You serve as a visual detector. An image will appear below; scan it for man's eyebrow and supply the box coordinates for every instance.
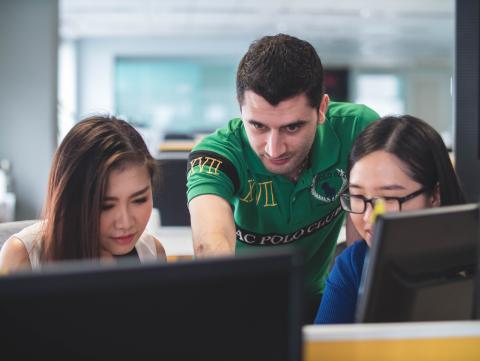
[247,119,308,127]
[280,120,308,128]
[103,185,151,201]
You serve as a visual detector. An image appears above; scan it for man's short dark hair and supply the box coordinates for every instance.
[236,34,324,108]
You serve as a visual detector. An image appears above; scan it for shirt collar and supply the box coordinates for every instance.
[309,118,340,174]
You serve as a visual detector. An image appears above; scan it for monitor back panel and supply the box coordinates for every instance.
[356,204,479,323]
[0,252,303,361]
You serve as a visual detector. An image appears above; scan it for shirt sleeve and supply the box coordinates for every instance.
[187,156,237,204]
[186,123,244,204]
[353,104,380,136]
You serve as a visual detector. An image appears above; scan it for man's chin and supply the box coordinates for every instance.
[263,162,293,177]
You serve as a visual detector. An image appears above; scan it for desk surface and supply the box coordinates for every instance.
[304,321,480,361]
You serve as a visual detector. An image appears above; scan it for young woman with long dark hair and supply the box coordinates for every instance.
[0,115,165,271]
[314,115,465,324]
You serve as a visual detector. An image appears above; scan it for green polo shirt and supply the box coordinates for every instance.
[187,102,378,296]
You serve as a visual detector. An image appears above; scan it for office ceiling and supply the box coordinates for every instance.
[60,0,454,67]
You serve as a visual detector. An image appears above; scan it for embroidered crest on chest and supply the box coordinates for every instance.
[311,168,347,203]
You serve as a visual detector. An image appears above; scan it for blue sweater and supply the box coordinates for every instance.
[314,240,368,324]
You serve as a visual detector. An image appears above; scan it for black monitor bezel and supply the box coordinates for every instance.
[355,203,479,323]
[0,250,303,360]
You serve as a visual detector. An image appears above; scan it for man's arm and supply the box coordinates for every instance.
[188,194,236,257]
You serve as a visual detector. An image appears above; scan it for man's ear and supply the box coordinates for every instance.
[430,183,441,207]
[318,94,330,125]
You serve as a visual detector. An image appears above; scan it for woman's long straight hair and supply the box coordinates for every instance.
[349,115,465,206]
[41,115,156,261]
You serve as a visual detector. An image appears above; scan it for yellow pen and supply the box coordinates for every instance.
[370,198,386,224]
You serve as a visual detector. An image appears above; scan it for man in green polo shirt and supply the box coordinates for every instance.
[187,34,379,322]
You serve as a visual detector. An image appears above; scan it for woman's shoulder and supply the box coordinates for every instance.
[7,221,45,255]
[338,239,368,258]
[335,240,368,273]
[0,234,33,273]
[13,221,45,241]
[343,239,368,257]
[2,221,46,271]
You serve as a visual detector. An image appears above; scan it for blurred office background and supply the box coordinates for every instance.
[0,0,455,220]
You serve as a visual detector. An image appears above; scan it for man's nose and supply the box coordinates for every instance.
[265,131,286,158]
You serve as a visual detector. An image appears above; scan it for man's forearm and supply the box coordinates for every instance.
[193,232,235,257]
[189,194,237,257]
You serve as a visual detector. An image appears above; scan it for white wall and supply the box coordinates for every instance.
[350,67,453,144]
[76,37,249,117]
[405,68,453,146]
[0,0,58,220]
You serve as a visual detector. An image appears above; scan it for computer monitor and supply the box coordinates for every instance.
[355,203,479,323]
[0,251,303,361]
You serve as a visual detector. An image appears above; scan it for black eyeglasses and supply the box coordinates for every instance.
[339,188,427,214]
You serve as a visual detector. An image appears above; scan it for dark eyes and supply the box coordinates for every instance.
[250,123,302,132]
[285,124,301,132]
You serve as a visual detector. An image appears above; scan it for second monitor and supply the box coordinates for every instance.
[356,203,479,323]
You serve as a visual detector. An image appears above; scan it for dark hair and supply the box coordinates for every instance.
[349,115,465,206]
[41,115,156,261]
[236,33,324,108]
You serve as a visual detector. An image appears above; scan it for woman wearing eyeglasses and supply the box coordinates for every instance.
[313,115,465,324]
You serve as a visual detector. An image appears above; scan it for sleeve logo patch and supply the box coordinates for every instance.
[187,150,241,192]
[188,156,223,176]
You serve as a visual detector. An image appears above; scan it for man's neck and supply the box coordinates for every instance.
[288,158,308,183]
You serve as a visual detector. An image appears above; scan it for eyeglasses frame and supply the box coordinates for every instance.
[339,188,428,214]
